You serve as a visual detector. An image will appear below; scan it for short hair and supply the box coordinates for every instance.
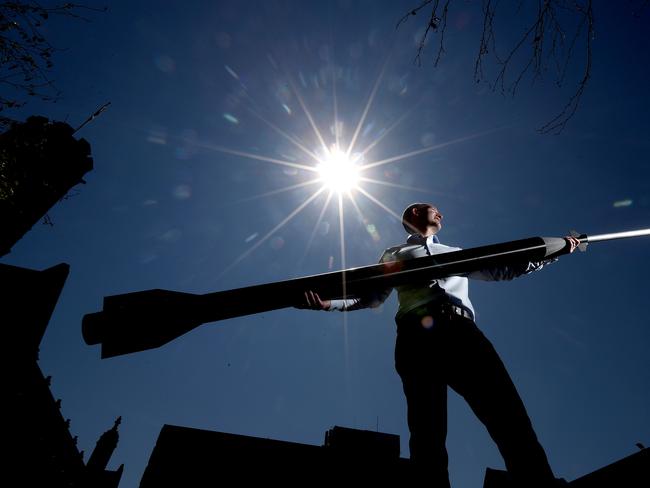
[401,202,431,234]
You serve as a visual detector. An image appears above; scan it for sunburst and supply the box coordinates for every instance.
[198,60,493,283]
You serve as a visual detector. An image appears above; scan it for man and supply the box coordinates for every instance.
[300,203,579,487]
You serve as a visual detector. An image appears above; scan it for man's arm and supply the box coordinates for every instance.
[467,259,556,281]
[297,249,394,311]
[467,236,580,281]
[296,288,392,312]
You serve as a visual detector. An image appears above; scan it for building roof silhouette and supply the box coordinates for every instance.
[140,423,411,486]
[5,262,123,488]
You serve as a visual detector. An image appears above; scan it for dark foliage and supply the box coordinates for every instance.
[0,115,92,256]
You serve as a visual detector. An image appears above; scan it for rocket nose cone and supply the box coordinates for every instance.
[541,237,570,258]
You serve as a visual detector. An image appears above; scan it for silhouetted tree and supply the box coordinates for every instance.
[0,1,105,129]
[0,116,92,256]
[398,0,648,133]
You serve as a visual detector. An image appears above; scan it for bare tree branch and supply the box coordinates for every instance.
[474,0,497,85]
[396,0,434,29]
[0,1,106,128]
[539,0,593,134]
[398,0,452,68]
[397,0,602,133]
[433,0,451,67]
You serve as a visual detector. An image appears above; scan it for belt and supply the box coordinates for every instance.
[440,303,473,320]
[401,301,473,323]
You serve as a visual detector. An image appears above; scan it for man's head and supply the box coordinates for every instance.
[402,203,443,236]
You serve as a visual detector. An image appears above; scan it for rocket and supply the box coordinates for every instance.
[82,229,650,358]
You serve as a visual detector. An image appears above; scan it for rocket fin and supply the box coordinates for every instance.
[570,230,588,252]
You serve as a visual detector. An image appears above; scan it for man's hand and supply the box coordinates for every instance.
[295,290,331,310]
[564,235,581,253]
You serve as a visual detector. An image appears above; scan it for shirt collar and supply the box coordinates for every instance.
[407,233,440,255]
[407,233,440,244]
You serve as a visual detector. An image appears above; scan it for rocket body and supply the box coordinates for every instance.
[83,235,571,358]
[83,227,650,358]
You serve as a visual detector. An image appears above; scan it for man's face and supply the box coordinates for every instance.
[422,205,443,232]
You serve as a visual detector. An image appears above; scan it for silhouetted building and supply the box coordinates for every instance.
[483,447,649,487]
[324,425,400,458]
[139,424,411,486]
[0,116,93,257]
[141,421,649,488]
[85,417,125,488]
[569,447,649,488]
[4,262,123,487]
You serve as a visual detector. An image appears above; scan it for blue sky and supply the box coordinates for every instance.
[4,1,649,487]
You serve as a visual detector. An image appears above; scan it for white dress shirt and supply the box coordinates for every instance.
[328,233,555,321]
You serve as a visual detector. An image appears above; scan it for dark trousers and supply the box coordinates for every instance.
[395,312,555,487]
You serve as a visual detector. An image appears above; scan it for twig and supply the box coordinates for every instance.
[73,101,111,134]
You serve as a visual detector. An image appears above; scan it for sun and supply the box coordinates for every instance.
[316,147,361,193]
[209,60,480,279]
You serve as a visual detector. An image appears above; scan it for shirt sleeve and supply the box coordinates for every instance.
[328,287,392,311]
[327,250,394,312]
[467,257,559,281]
